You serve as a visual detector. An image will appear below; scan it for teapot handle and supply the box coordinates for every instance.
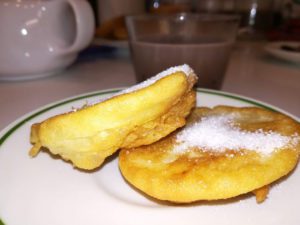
[57,0,95,55]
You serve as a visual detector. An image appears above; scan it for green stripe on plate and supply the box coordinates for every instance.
[198,89,277,112]
[0,88,288,148]
[0,89,119,146]
[0,88,296,225]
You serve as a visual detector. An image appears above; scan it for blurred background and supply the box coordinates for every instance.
[90,0,300,42]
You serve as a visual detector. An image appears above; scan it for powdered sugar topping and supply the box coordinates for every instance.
[117,64,193,95]
[173,114,299,155]
[76,64,194,109]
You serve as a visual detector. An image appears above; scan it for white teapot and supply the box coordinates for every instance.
[0,0,95,80]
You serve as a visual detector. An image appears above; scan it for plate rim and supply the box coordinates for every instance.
[0,87,299,225]
[265,41,300,63]
[0,88,298,149]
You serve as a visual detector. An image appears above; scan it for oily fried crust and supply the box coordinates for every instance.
[29,71,197,170]
[119,106,300,203]
[121,73,197,148]
[122,90,196,148]
[253,185,270,203]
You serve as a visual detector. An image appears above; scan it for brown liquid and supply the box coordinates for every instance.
[130,36,233,89]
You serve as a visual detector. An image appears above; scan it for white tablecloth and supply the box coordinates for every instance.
[0,41,299,130]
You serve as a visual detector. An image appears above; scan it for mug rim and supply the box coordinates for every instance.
[126,13,241,23]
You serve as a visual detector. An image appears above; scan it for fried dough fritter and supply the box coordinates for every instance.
[29,67,197,170]
[253,185,270,203]
[119,106,300,203]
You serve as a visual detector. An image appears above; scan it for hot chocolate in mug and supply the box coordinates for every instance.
[0,0,95,80]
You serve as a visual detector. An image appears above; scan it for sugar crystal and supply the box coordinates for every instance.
[117,64,193,95]
[173,114,299,155]
[85,64,193,107]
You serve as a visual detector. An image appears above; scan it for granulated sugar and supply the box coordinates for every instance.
[81,64,193,108]
[173,114,299,155]
[117,64,193,95]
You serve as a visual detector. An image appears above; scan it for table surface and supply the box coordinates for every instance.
[0,41,299,131]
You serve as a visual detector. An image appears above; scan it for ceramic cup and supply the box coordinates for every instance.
[0,0,95,81]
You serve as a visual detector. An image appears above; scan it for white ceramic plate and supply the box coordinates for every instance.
[0,89,299,225]
[265,41,300,64]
